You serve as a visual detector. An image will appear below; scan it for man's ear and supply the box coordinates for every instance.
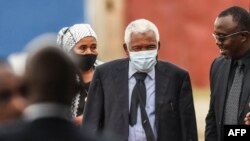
[157,41,160,51]
[241,32,249,42]
[123,43,129,56]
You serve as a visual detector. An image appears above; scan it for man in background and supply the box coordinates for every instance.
[205,6,250,141]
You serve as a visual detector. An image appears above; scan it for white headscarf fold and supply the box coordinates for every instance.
[57,24,97,52]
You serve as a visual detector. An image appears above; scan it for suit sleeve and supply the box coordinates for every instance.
[82,67,104,133]
[179,73,198,141]
[205,59,218,141]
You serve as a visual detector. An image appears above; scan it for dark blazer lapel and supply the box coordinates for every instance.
[113,58,129,126]
[155,62,170,129]
[238,66,250,118]
[113,59,129,98]
[215,59,231,122]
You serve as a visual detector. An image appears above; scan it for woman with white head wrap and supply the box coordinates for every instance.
[57,24,102,125]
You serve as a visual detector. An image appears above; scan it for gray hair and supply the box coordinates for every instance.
[124,19,159,45]
[57,24,97,53]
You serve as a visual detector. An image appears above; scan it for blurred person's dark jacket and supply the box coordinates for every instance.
[0,46,115,141]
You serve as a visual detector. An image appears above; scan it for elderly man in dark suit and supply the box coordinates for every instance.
[205,6,250,141]
[83,19,198,141]
[0,46,106,141]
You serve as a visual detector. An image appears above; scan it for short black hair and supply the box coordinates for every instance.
[26,47,78,105]
[218,6,250,31]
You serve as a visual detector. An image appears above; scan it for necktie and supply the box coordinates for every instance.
[129,72,147,126]
[224,61,244,124]
[129,72,156,141]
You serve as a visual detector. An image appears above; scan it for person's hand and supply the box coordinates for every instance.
[245,113,250,125]
[244,103,250,125]
[73,115,83,125]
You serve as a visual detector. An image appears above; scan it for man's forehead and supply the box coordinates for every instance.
[215,15,236,27]
[214,15,238,32]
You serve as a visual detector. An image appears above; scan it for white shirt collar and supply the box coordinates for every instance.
[22,103,72,122]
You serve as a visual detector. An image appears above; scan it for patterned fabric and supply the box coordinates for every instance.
[71,89,88,117]
[224,60,244,124]
[71,74,89,117]
[57,24,97,53]
[71,93,81,117]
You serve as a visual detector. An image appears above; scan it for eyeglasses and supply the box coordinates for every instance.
[212,31,249,43]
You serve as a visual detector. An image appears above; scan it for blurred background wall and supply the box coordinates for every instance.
[0,0,85,57]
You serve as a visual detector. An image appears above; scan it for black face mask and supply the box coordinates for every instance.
[70,52,97,71]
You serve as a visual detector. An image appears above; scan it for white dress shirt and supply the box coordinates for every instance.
[22,103,72,122]
[128,62,157,141]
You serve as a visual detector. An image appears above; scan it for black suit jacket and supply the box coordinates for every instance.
[83,58,198,141]
[0,118,105,141]
[205,56,250,141]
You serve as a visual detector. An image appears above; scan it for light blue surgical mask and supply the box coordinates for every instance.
[129,49,157,72]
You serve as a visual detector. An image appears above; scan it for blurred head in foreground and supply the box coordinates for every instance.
[0,60,27,123]
[25,47,78,105]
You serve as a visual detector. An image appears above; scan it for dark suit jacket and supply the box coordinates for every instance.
[83,58,198,141]
[0,117,105,141]
[205,56,250,141]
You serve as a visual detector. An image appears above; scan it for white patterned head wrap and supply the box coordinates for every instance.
[57,24,97,53]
